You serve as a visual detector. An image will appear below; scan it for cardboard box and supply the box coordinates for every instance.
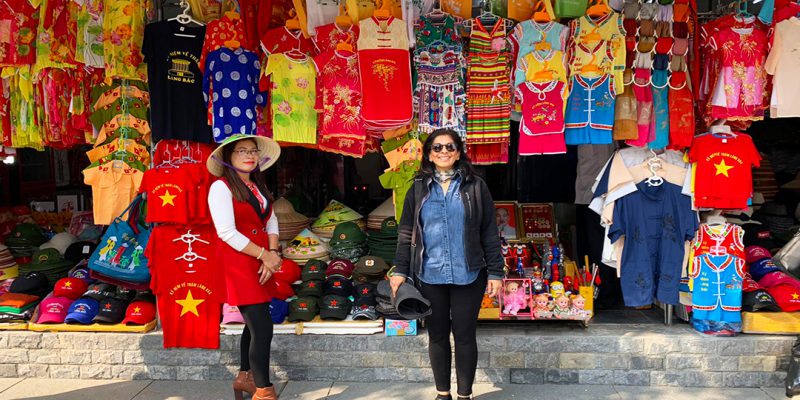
[385,319,417,336]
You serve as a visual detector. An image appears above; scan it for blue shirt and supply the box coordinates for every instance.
[203,47,265,143]
[419,175,478,285]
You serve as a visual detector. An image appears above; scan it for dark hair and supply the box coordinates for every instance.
[220,138,274,203]
[419,129,479,180]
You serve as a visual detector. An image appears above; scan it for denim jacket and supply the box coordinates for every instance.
[419,175,479,285]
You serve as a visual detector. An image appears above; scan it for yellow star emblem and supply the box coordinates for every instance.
[175,290,205,317]
[64,281,72,287]
[133,307,141,313]
[159,190,177,206]
[714,159,734,177]
[792,293,799,300]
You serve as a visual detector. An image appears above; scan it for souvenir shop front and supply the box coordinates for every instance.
[0,0,799,384]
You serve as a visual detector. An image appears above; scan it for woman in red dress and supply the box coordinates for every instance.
[207,134,282,400]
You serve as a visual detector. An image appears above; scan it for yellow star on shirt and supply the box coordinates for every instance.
[159,190,177,206]
[714,159,734,177]
[175,290,205,317]
[792,293,799,300]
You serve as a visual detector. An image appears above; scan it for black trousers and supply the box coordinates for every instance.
[419,270,487,396]
[238,302,274,387]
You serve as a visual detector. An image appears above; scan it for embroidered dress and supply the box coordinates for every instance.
[510,20,567,94]
[564,74,615,145]
[262,53,317,144]
[515,80,567,155]
[313,23,360,54]
[358,48,413,130]
[414,14,461,49]
[708,27,768,121]
[413,46,466,136]
[357,16,409,50]
[313,49,367,157]
[465,18,511,165]
[0,0,38,66]
[203,47,265,142]
[667,70,694,150]
[103,0,149,81]
[627,67,654,147]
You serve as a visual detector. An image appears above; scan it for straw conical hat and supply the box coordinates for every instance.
[311,200,363,228]
[273,198,309,224]
[369,198,395,218]
[282,229,330,260]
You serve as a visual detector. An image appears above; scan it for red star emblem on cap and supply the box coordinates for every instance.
[334,282,341,287]
[104,303,112,310]
[308,282,316,288]
[360,304,368,310]
[310,266,317,271]
[330,300,338,307]
[361,288,370,295]
[299,302,307,308]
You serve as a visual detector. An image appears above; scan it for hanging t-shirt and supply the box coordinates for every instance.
[263,54,318,144]
[138,167,193,224]
[203,47,265,142]
[688,133,761,210]
[313,23,360,54]
[143,21,214,143]
[83,163,144,225]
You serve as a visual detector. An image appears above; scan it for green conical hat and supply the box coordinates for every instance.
[311,200,363,228]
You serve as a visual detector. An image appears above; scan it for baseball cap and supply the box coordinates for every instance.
[9,272,49,297]
[297,280,323,298]
[269,299,289,324]
[352,303,378,320]
[53,277,89,300]
[287,297,319,322]
[83,283,116,301]
[324,276,354,297]
[64,298,100,324]
[759,271,800,291]
[271,279,296,301]
[326,259,355,279]
[354,283,377,300]
[35,296,74,324]
[39,232,78,255]
[221,303,244,325]
[749,259,783,281]
[743,224,779,252]
[742,275,761,293]
[320,295,352,320]
[272,259,301,284]
[114,286,137,302]
[766,284,800,312]
[64,241,98,264]
[92,297,128,324]
[121,296,156,325]
[354,293,377,308]
[132,290,156,303]
[742,289,782,312]
[69,263,93,283]
[301,260,327,281]
[745,246,772,265]
[353,256,389,283]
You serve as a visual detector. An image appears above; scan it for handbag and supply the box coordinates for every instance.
[775,230,800,279]
[87,194,151,284]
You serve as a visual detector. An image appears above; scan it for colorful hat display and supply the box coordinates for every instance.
[36,296,75,324]
[64,298,100,324]
[311,200,364,238]
[368,198,395,231]
[121,295,156,325]
[206,134,281,177]
[282,229,330,263]
[766,284,800,312]
[19,248,75,286]
[92,297,128,324]
[745,246,772,265]
[53,277,89,300]
[749,258,783,281]
[273,198,310,241]
[0,244,19,280]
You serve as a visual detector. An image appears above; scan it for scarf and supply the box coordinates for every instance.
[434,168,457,184]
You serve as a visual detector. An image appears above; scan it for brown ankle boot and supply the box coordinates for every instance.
[252,386,278,400]
[233,371,257,400]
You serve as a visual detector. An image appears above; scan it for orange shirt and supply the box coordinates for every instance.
[83,163,144,225]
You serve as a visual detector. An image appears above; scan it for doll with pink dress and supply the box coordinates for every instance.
[502,281,528,315]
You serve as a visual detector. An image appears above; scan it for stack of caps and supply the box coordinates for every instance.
[368,198,395,231]
[367,218,399,264]
[353,256,390,284]
[0,244,19,280]
[19,249,74,288]
[39,232,78,256]
[288,259,326,322]
[329,222,368,262]
[311,200,364,239]
[352,281,378,320]
[4,223,46,259]
[273,198,309,241]
[321,259,354,321]
[282,229,330,264]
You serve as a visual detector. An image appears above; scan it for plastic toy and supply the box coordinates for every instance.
[502,281,528,315]
[570,294,589,319]
[532,293,553,318]
[550,281,565,298]
[552,294,571,319]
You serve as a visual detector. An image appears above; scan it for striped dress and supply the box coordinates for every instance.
[465,18,511,165]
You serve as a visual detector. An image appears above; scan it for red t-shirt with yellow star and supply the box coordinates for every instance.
[688,133,761,210]
[139,167,192,224]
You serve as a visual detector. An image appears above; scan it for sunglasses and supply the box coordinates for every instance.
[432,143,457,153]
[233,149,260,156]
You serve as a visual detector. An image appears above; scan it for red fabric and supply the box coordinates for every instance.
[0,0,39,66]
[314,50,367,157]
[260,26,315,57]
[313,23,360,54]
[158,295,221,349]
[238,0,262,51]
[688,133,761,209]
[199,13,249,72]
[139,167,192,224]
[667,71,694,150]
[358,48,413,128]
[214,178,275,306]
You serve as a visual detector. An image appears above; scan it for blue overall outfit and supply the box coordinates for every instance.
[565,74,616,145]
[690,254,745,334]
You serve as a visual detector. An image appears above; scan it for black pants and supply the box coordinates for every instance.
[419,270,487,397]
[238,302,274,388]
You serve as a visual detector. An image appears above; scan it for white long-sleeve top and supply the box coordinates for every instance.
[208,180,279,252]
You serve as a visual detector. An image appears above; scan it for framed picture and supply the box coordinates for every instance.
[519,203,556,240]
[57,195,80,212]
[494,201,519,240]
[30,201,55,212]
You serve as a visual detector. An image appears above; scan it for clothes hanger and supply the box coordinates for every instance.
[335,4,353,29]
[705,210,727,227]
[644,149,664,186]
[285,9,302,31]
[532,0,555,22]
[587,0,612,18]
[168,0,205,29]
[335,35,355,54]
[373,0,393,19]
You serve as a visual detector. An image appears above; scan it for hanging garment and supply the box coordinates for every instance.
[75,0,104,67]
[413,47,466,136]
[515,80,567,155]
[198,12,248,72]
[313,50,368,157]
[689,254,745,332]
[259,26,316,58]
[203,47,265,142]
[83,163,144,225]
[33,0,78,75]
[414,13,461,49]
[613,68,637,140]
[358,48,413,130]
[708,26,769,121]
[519,49,567,84]
[402,0,435,47]
[691,223,745,261]
[765,18,800,118]
[261,53,316,144]
[0,0,39,66]
[569,12,626,92]
[649,69,669,151]
[313,22,360,54]
[667,70,694,150]
[688,133,761,210]
[510,20,568,89]
[564,74,615,145]
[138,167,194,225]
[357,16,409,50]
[102,0,149,81]
[608,181,698,307]
[627,68,653,147]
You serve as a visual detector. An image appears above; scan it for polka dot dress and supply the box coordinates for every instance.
[203,47,264,143]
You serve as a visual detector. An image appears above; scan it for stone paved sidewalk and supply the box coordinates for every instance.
[0,379,795,400]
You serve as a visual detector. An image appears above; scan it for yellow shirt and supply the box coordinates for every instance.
[83,163,144,225]
[521,49,567,84]
[102,0,149,82]
[263,54,317,144]
[569,12,626,93]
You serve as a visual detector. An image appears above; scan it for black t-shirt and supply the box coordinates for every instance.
[142,21,213,143]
